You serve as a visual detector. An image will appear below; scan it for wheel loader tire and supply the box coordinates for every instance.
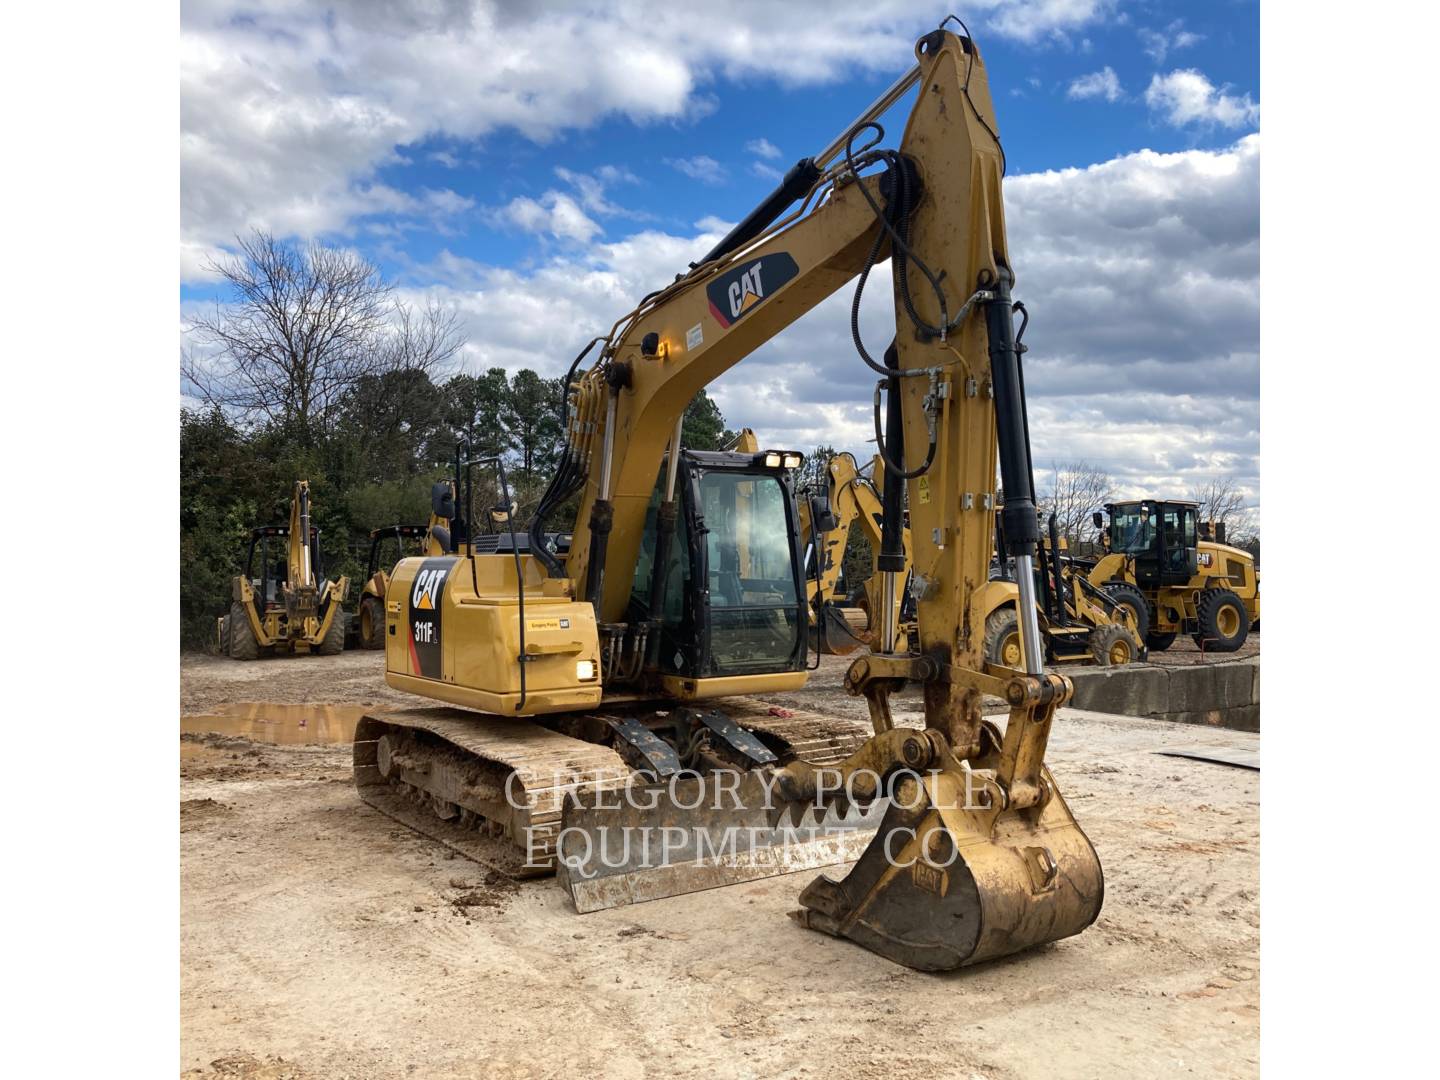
[1103,582,1150,642]
[359,596,386,650]
[1146,630,1178,652]
[1192,588,1248,652]
[983,607,1024,669]
[1089,623,1139,666]
[317,608,347,656]
[227,602,259,661]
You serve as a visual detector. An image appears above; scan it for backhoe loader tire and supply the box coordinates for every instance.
[1146,630,1178,652]
[359,596,386,650]
[1090,623,1139,666]
[1192,588,1248,652]
[227,602,259,661]
[1103,582,1150,642]
[317,609,347,656]
[983,607,1024,669]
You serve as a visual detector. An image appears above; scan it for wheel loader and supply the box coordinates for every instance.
[354,23,1104,972]
[1086,499,1260,652]
[219,480,350,660]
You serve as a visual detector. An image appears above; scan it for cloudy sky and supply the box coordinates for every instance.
[180,0,1259,507]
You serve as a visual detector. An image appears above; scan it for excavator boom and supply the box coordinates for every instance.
[360,24,1102,972]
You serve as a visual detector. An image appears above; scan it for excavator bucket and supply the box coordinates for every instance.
[795,743,1104,971]
[560,712,1102,971]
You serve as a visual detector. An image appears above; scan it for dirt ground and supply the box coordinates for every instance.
[181,649,1259,1079]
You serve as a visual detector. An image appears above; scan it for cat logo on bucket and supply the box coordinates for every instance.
[706,253,799,328]
[408,558,453,679]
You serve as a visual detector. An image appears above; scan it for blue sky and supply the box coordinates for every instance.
[181,1,1260,507]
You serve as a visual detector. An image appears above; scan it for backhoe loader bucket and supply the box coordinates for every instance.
[794,752,1104,971]
[812,600,867,657]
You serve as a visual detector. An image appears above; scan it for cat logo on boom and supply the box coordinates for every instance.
[706,253,799,328]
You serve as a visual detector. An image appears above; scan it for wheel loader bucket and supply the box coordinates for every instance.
[794,763,1104,971]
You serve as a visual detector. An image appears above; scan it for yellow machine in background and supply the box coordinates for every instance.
[220,480,349,660]
[354,483,455,650]
[356,24,1103,972]
[801,458,1141,666]
[978,510,1144,666]
[1087,499,1259,652]
[797,451,889,655]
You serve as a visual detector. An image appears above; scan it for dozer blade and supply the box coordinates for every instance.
[556,769,888,913]
[793,763,1104,972]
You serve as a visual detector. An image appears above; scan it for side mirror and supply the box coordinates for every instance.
[432,482,456,520]
[810,494,838,536]
[1092,511,1105,530]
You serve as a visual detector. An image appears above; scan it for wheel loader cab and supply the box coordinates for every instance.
[1106,500,1198,587]
[629,448,808,682]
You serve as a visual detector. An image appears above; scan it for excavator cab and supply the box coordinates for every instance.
[1103,500,1199,587]
[629,447,808,682]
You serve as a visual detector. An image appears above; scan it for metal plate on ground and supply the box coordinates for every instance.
[1157,747,1259,770]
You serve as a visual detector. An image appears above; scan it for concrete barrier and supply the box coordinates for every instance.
[1067,656,1260,732]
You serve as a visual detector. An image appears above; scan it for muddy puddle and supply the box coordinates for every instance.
[180,702,366,746]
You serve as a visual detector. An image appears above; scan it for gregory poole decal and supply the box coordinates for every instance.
[408,557,453,679]
[706,253,799,328]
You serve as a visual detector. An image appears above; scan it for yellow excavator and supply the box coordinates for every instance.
[220,480,349,659]
[354,23,1103,971]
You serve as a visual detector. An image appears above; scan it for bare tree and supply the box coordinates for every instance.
[380,296,466,374]
[183,231,462,445]
[1038,461,1114,547]
[1190,477,1258,544]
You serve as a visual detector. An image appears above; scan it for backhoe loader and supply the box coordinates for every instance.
[354,485,456,650]
[804,457,1141,666]
[220,481,349,659]
[979,509,1144,666]
[354,23,1103,971]
[797,451,888,655]
[1087,499,1259,651]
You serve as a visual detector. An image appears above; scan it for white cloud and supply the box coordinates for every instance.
[667,155,727,185]
[1145,69,1259,129]
[751,161,784,181]
[362,135,1260,502]
[1067,66,1122,102]
[990,0,1116,44]
[493,192,600,244]
[1138,20,1204,64]
[746,138,782,160]
[180,2,1118,280]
